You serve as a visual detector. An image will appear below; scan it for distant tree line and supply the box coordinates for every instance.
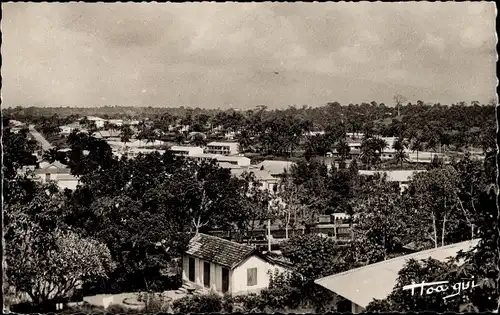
[5,102,496,162]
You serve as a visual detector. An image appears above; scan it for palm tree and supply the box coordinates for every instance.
[42,148,59,163]
[360,138,377,169]
[410,139,424,163]
[120,125,133,148]
[175,132,186,145]
[236,129,252,153]
[191,133,206,147]
[392,137,408,167]
[336,138,351,161]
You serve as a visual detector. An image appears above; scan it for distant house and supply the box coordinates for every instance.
[224,131,237,140]
[408,151,449,164]
[59,126,74,136]
[94,129,121,139]
[346,133,364,141]
[189,153,251,167]
[254,160,295,178]
[109,139,166,148]
[9,119,24,127]
[214,155,250,167]
[205,141,239,156]
[231,167,279,192]
[125,148,166,159]
[358,170,426,192]
[315,239,480,313]
[123,120,140,126]
[34,161,79,190]
[312,214,356,240]
[169,146,205,157]
[181,233,288,296]
[106,119,123,126]
[306,131,326,137]
[379,137,405,160]
[86,116,105,128]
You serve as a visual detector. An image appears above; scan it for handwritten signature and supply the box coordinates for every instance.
[403,278,480,300]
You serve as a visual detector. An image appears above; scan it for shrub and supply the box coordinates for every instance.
[172,293,223,313]
[106,304,140,313]
[259,286,302,311]
[137,291,171,312]
[232,293,265,312]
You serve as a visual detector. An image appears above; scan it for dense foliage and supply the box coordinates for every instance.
[4,102,496,159]
[2,100,497,313]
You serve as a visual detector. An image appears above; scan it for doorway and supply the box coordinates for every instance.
[188,257,195,282]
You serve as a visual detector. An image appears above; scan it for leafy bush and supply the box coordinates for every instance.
[137,291,171,312]
[261,269,302,310]
[259,286,301,310]
[106,304,141,314]
[232,293,265,312]
[172,293,223,313]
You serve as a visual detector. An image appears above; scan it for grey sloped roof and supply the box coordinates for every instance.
[315,239,480,308]
[186,233,257,269]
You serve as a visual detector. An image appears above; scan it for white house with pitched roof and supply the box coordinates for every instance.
[358,169,426,192]
[34,161,80,190]
[179,233,289,296]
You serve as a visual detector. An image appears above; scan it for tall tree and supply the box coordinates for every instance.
[335,138,351,162]
[120,125,134,147]
[4,182,115,310]
[406,167,467,248]
[392,136,409,166]
[352,173,407,262]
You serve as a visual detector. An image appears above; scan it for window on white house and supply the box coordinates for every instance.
[247,268,257,286]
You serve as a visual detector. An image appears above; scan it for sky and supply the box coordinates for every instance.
[2,2,497,109]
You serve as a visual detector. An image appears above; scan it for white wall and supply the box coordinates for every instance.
[183,254,286,295]
[229,143,239,155]
[351,302,365,313]
[187,147,205,156]
[182,255,233,293]
[231,255,285,295]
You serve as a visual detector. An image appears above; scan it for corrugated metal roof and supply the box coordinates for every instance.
[315,239,480,308]
[255,160,295,175]
[39,161,68,170]
[186,233,257,269]
[230,168,273,181]
[207,141,238,146]
[358,170,426,182]
[170,146,203,151]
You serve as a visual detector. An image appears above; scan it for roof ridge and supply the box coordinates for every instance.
[316,239,479,283]
[196,233,255,250]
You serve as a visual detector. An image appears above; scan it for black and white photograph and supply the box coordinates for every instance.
[2,2,499,313]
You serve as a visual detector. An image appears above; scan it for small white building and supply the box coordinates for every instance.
[380,148,397,160]
[407,151,448,163]
[86,116,105,128]
[106,119,123,126]
[305,131,326,137]
[126,148,166,159]
[205,142,239,156]
[346,133,364,141]
[231,167,280,193]
[358,169,426,192]
[59,126,74,136]
[182,233,287,296]
[215,155,251,167]
[34,161,80,190]
[189,153,251,167]
[170,146,205,157]
[254,160,296,178]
